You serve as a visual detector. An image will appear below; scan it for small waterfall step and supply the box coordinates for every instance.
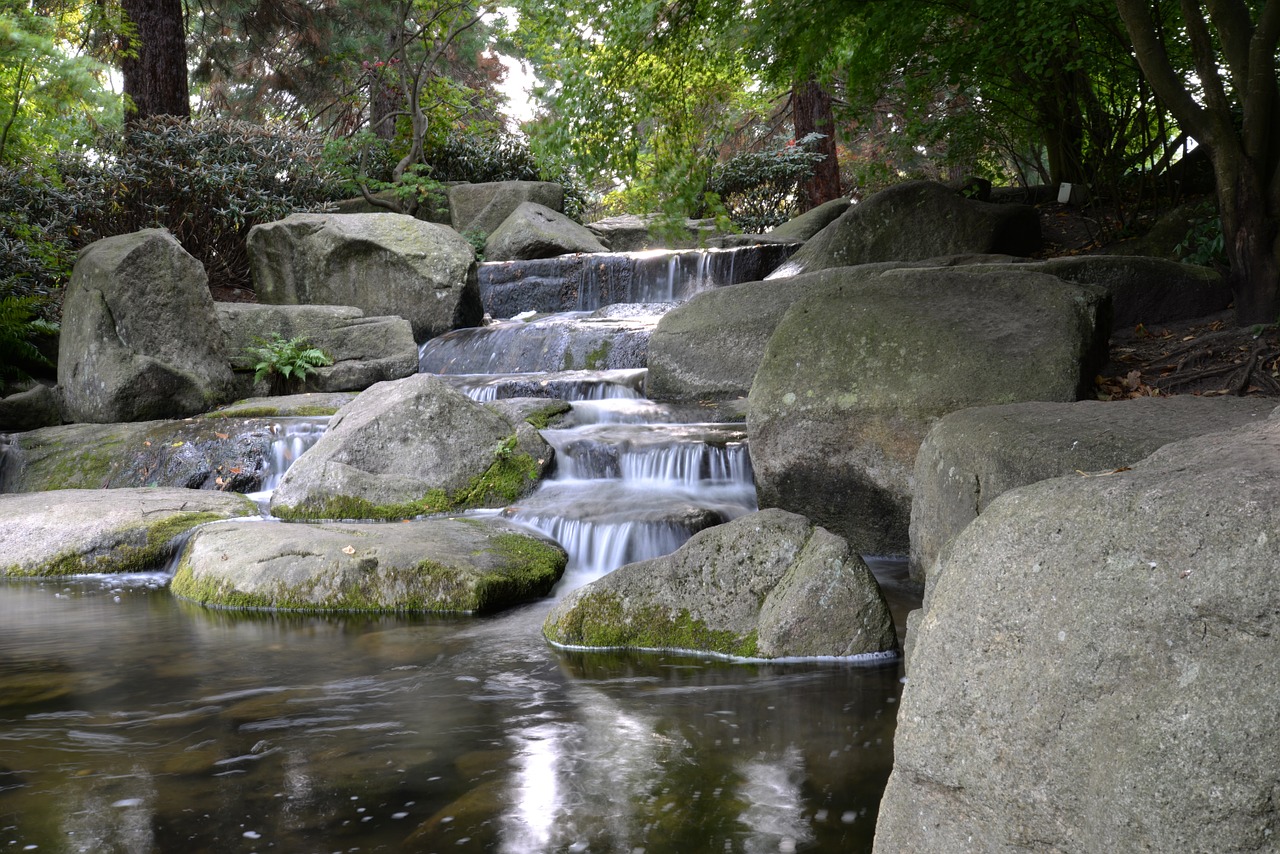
[440,369,647,402]
[418,307,667,375]
[541,422,752,488]
[478,243,796,316]
[259,417,329,492]
[502,481,750,585]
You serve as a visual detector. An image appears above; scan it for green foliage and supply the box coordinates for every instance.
[0,5,121,165]
[708,133,828,231]
[247,334,333,391]
[56,117,344,288]
[1176,202,1227,268]
[462,228,487,260]
[0,295,58,394]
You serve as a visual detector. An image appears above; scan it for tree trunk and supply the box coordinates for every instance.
[121,0,190,121]
[792,78,841,210]
[1218,157,1280,323]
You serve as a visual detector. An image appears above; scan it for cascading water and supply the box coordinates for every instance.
[418,247,771,590]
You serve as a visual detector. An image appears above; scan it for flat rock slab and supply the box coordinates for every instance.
[875,417,1280,852]
[543,509,899,659]
[207,393,357,418]
[0,488,257,576]
[171,516,566,614]
[911,396,1274,590]
[0,419,286,493]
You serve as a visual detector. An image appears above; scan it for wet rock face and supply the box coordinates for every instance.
[543,508,899,660]
[0,419,286,493]
[58,229,236,423]
[172,516,567,614]
[246,213,482,341]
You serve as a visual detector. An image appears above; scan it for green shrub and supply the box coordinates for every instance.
[247,334,333,394]
[0,295,58,394]
[0,164,76,310]
[707,133,829,232]
[57,117,345,290]
[1176,201,1227,268]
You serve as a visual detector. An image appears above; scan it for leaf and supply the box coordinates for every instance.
[341,545,356,555]
[215,432,229,440]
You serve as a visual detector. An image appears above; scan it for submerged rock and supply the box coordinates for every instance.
[875,418,1280,852]
[0,488,256,576]
[543,509,898,659]
[270,374,552,520]
[172,516,566,614]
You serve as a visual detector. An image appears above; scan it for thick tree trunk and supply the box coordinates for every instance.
[792,78,841,211]
[1219,158,1280,323]
[121,0,190,121]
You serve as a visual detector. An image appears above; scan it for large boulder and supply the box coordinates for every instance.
[647,267,885,404]
[778,181,1041,276]
[543,509,899,659]
[874,418,1280,852]
[484,202,607,261]
[911,396,1273,590]
[767,197,852,242]
[747,266,1110,556]
[172,516,566,613]
[448,181,563,237]
[58,229,236,423]
[585,214,721,252]
[216,303,418,396]
[1021,255,1228,327]
[0,384,61,433]
[0,417,303,493]
[269,373,552,520]
[0,488,257,576]
[246,213,481,341]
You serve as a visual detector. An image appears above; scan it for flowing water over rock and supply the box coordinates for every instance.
[0,245,915,852]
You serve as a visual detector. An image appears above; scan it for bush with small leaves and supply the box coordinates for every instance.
[707,133,829,232]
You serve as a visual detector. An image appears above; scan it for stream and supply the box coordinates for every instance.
[0,247,917,853]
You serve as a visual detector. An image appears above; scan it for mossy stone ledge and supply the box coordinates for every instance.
[171,517,567,613]
[0,488,257,576]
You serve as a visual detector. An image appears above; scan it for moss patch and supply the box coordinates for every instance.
[544,591,760,658]
[4,506,253,577]
[522,401,572,430]
[171,532,565,614]
[583,340,612,370]
[272,437,541,521]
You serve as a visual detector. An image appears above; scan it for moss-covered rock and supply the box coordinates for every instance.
[0,488,257,576]
[171,516,566,613]
[269,374,551,520]
[543,509,898,660]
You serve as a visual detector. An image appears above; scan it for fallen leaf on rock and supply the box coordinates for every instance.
[342,546,356,555]
[215,432,229,440]
[1075,466,1132,477]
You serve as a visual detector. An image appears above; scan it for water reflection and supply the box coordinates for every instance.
[0,567,910,853]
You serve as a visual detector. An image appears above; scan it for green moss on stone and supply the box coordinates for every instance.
[5,507,253,577]
[545,591,760,658]
[172,534,565,614]
[522,401,572,430]
[205,405,339,418]
[583,340,612,370]
[272,437,541,521]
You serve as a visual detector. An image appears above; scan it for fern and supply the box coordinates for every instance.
[246,333,333,392]
[0,295,58,394]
